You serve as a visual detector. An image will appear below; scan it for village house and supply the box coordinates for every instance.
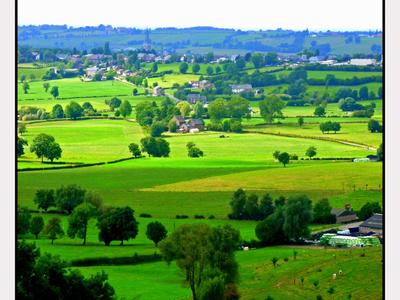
[153,86,165,96]
[171,116,204,133]
[349,58,377,66]
[331,204,358,223]
[171,116,186,127]
[188,119,204,131]
[359,214,382,236]
[187,94,207,104]
[85,66,99,78]
[85,54,108,64]
[230,84,253,94]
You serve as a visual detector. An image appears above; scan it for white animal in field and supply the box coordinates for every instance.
[339,270,343,275]
[332,273,336,280]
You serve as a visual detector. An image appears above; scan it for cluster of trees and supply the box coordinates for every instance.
[29,133,62,162]
[320,121,341,134]
[228,189,276,221]
[255,194,313,244]
[335,87,381,102]
[207,96,250,129]
[259,95,286,123]
[187,142,204,158]
[338,97,375,117]
[17,241,115,299]
[159,224,240,300]
[21,185,170,247]
[104,97,132,117]
[140,137,170,157]
[357,202,382,220]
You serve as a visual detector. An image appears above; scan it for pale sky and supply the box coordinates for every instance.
[18,0,382,31]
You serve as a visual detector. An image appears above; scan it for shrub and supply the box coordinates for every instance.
[139,213,152,218]
[175,215,189,219]
[194,215,205,219]
[208,215,215,219]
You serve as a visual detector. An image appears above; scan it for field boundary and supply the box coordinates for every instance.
[246,130,377,150]
[18,156,136,172]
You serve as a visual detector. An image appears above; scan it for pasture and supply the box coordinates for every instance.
[146,74,200,89]
[75,246,382,300]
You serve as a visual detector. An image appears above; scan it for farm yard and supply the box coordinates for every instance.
[17,56,383,300]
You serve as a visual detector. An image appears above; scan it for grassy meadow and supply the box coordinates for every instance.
[17,63,383,299]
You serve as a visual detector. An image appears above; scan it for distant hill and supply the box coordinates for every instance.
[18,25,382,56]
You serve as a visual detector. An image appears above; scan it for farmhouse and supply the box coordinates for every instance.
[171,116,186,127]
[349,58,377,66]
[187,94,207,104]
[85,66,99,78]
[188,119,204,131]
[331,205,358,223]
[230,84,252,94]
[153,86,165,96]
[359,214,382,236]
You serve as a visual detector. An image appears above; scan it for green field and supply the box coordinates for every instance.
[75,246,382,300]
[274,70,382,80]
[18,65,51,81]
[17,63,383,299]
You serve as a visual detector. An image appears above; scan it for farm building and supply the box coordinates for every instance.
[349,58,377,66]
[230,84,252,94]
[187,94,207,104]
[331,205,358,223]
[153,86,165,96]
[359,214,383,236]
[171,116,186,127]
[188,119,204,131]
[320,234,380,248]
[189,80,213,89]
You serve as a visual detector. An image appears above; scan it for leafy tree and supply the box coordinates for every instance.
[106,97,122,111]
[55,184,86,214]
[119,100,132,117]
[159,224,240,300]
[152,62,158,73]
[146,221,168,246]
[192,63,200,74]
[283,195,313,241]
[140,137,170,157]
[193,101,205,119]
[132,88,138,96]
[314,106,326,117]
[65,101,84,119]
[17,206,31,235]
[255,207,286,244]
[206,66,214,75]
[338,97,364,111]
[33,189,55,212]
[67,203,97,245]
[17,241,115,299]
[23,81,30,94]
[298,116,304,127]
[251,53,264,68]
[208,98,228,122]
[30,216,44,239]
[229,188,247,219]
[259,193,274,219]
[265,52,278,65]
[235,58,246,70]
[259,95,285,123]
[50,86,59,99]
[17,137,28,157]
[44,217,64,244]
[187,142,204,158]
[128,143,141,158]
[368,119,382,133]
[357,202,382,220]
[168,119,178,132]
[277,152,290,167]
[377,143,383,161]
[177,101,191,117]
[245,194,259,219]
[18,123,27,135]
[228,96,250,120]
[305,146,317,159]
[84,191,103,211]
[82,102,95,113]
[198,275,225,300]
[288,68,307,83]
[150,121,166,137]
[359,86,369,100]
[46,141,62,162]
[273,150,280,160]
[20,74,26,82]
[97,206,139,246]
[30,133,62,163]
[288,79,307,96]
[331,122,341,133]
[51,104,64,118]
[179,62,189,74]
[43,82,50,92]
[271,257,278,268]
[313,199,334,224]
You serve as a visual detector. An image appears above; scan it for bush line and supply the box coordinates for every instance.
[69,253,162,267]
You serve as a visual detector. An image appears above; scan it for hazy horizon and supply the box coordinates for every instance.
[18,0,382,31]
